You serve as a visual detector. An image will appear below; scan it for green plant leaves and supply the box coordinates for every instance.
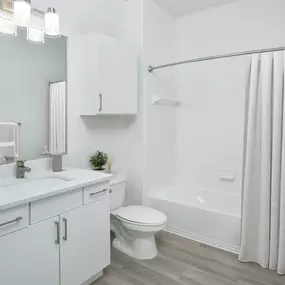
[89,151,108,170]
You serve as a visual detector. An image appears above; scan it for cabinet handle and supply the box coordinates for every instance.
[99,94,103,112]
[55,221,60,244]
[63,218,68,241]
[0,216,22,228]
[89,189,109,197]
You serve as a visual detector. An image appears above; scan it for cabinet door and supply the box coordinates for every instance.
[0,217,60,285]
[60,194,110,285]
[95,41,138,115]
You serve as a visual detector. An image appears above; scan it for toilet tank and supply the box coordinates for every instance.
[110,175,126,210]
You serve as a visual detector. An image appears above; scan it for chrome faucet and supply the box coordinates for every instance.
[16,160,31,179]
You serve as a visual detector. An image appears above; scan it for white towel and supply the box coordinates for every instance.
[49,81,66,155]
[0,122,19,159]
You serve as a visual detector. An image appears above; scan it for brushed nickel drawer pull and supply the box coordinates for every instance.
[0,216,22,228]
[55,221,60,244]
[89,189,108,197]
[63,218,68,241]
[99,94,103,112]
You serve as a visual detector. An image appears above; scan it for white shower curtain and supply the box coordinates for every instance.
[239,51,285,275]
[49,81,66,155]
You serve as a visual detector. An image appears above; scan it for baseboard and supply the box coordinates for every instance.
[165,226,240,255]
[82,271,103,285]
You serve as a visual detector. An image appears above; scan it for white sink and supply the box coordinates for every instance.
[37,176,74,182]
[0,175,74,189]
[0,181,18,188]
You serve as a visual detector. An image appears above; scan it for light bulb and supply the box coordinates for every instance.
[13,0,31,28]
[45,8,59,37]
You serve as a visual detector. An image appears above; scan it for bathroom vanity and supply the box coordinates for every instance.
[0,168,112,285]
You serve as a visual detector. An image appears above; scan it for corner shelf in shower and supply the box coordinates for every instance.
[152,95,180,106]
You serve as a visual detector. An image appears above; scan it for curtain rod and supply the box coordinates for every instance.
[148,46,285,73]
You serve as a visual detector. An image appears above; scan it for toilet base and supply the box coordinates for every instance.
[112,235,158,260]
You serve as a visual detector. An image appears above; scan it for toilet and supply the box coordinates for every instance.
[110,176,167,260]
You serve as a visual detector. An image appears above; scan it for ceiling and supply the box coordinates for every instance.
[153,0,241,17]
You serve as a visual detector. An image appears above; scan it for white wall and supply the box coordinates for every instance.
[175,0,285,61]
[64,0,145,205]
[175,0,285,194]
[143,0,176,198]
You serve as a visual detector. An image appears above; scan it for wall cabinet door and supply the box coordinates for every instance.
[60,194,110,285]
[0,217,60,285]
[80,33,138,116]
[94,41,138,115]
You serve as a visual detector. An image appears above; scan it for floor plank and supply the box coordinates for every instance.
[93,231,285,285]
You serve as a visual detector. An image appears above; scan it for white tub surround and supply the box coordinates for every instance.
[0,164,112,285]
[149,188,241,253]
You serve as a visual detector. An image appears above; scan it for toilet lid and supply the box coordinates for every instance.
[116,206,167,226]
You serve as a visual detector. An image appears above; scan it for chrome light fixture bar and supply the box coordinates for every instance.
[0,0,60,42]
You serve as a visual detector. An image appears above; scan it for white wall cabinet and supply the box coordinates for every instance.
[80,33,138,116]
[0,184,110,285]
[0,217,60,285]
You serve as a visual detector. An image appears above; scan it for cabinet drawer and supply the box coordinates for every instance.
[30,189,83,224]
[83,182,109,205]
[0,204,29,237]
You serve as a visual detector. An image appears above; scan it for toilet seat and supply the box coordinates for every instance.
[117,216,166,227]
[115,205,167,226]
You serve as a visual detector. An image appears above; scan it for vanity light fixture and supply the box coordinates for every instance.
[45,7,59,37]
[13,0,31,28]
[0,1,60,41]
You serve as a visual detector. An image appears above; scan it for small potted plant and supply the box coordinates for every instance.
[89,151,108,171]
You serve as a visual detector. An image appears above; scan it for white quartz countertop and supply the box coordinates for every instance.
[0,168,112,211]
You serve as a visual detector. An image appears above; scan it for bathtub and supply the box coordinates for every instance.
[148,187,241,253]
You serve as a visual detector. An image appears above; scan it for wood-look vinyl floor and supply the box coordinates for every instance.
[93,231,285,285]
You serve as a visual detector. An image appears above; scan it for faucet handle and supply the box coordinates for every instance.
[16,160,26,167]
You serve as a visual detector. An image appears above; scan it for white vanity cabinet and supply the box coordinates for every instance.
[0,217,60,285]
[80,34,138,116]
[0,181,110,285]
[60,190,110,285]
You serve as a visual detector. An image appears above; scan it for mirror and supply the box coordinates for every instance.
[0,29,67,164]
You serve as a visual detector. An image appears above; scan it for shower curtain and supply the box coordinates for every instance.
[239,51,285,275]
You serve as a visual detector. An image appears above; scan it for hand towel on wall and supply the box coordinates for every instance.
[0,122,19,159]
[49,81,66,155]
